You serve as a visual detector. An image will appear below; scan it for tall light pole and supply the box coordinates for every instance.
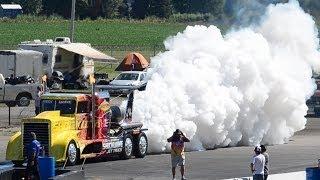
[69,0,76,43]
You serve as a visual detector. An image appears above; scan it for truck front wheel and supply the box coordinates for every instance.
[16,94,31,107]
[121,134,133,159]
[134,132,148,158]
[66,141,78,166]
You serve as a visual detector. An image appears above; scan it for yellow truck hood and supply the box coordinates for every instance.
[23,111,73,123]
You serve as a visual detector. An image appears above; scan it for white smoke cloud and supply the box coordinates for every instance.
[132,0,320,153]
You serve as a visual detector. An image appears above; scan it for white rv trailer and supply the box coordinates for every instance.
[18,37,115,79]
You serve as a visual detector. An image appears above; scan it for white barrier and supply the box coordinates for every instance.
[224,171,306,180]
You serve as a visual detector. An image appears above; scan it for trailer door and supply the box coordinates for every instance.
[7,56,15,77]
[0,74,5,100]
[0,53,15,78]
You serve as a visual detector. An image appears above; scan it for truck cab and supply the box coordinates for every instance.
[6,91,148,166]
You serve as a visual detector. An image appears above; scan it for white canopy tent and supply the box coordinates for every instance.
[58,43,116,62]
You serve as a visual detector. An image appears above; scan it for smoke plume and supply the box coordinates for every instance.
[132,0,320,152]
[224,0,288,27]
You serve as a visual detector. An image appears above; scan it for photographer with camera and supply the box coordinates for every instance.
[167,129,190,180]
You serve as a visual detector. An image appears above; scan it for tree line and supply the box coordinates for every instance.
[0,0,223,19]
[0,0,319,22]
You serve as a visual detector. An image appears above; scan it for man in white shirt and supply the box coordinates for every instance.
[250,146,265,180]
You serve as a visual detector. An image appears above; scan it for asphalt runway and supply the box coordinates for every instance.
[65,118,320,180]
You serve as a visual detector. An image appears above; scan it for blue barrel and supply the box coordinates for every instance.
[306,167,320,180]
[38,157,55,179]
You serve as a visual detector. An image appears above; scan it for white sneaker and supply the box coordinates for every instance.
[181,176,187,180]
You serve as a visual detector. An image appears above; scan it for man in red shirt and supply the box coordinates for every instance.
[167,129,190,180]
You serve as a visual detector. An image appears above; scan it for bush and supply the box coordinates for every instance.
[1,14,65,22]
[168,13,213,23]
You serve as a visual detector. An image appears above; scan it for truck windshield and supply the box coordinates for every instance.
[41,99,76,114]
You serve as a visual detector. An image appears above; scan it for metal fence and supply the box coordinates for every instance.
[0,101,35,127]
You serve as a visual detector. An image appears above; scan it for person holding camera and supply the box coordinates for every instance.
[167,129,190,180]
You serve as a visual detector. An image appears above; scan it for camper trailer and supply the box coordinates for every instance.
[18,37,95,80]
[0,50,43,81]
[18,37,115,89]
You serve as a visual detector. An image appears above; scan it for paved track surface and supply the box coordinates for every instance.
[0,103,318,179]
[66,118,320,180]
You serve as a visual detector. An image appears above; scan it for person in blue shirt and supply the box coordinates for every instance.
[25,132,41,180]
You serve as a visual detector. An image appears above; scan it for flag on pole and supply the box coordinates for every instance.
[89,74,96,84]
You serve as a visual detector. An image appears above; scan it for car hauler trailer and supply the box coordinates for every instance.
[6,84,148,166]
[0,50,43,81]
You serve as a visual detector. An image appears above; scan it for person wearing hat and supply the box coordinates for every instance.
[250,146,265,180]
[167,129,190,180]
[260,145,269,180]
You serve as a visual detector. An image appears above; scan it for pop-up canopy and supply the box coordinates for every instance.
[58,43,115,62]
[115,52,149,71]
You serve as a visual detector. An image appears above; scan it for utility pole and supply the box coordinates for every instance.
[69,0,76,42]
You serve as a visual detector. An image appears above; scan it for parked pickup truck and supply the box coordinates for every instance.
[0,73,40,107]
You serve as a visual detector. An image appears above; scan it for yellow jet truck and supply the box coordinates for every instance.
[6,87,148,166]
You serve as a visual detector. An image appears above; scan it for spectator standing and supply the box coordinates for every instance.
[35,86,43,115]
[167,129,190,180]
[260,145,269,180]
[25,132,41,180]
[250,146,265,180]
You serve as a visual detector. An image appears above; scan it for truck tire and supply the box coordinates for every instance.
[133,132,148,158]
[66,141,78,166]
[121,134,133,159]
[16,94,31,107]
[12,160,23,167]
[5,101,16,107]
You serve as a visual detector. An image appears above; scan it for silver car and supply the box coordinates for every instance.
[109,71,147,95]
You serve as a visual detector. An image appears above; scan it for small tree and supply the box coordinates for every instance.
[20,0,43,15]
[41,0,70,18]
[77,0,90,19]
[204,0,224,17]
[103,0,122,18]
[118,0,130,18]
[148,0,172,18]
[131,0,149,19]
[159,0,172,18]
[188,0,224,17]
[172,0,190,13]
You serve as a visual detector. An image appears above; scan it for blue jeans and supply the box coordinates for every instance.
[253,174,264,180]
